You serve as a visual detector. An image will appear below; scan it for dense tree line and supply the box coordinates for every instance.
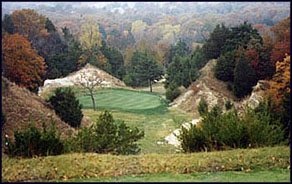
[2,9,127,92]
[203,19,290,98]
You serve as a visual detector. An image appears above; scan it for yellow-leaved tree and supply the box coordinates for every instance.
[78,16,103,67]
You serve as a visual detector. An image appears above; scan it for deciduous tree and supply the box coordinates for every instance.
[2,34,46,92]
[75,70,104,111]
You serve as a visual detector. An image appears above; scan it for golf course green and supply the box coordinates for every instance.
[77,88,167,113]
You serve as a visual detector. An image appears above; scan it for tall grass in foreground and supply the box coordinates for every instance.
[2,146,289,182]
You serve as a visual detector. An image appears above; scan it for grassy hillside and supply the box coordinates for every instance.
[2,146,289,182]
[61,169,290,182]
[1,78,76,142]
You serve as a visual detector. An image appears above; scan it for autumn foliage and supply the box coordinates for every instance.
[270,17,290,63]
[2,34,46,91]
[11,9,47,41]
[265,54,290,107]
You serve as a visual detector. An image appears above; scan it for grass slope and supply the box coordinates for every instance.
[83,108,192,154]
[2,146,289,182]
[63,169,290,182]
[77,87,193,154]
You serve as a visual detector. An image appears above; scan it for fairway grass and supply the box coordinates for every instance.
[83,108,193,154]
[2,146,290,182]
[77,87,193,154]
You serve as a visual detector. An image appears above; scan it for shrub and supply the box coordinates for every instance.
[114,120,144,154]
[94,111,119,153]
[66,111,144,155]
[48,87,83,128]
[6,122,64,157]
[179,124,209,152]
[244,103,285,147]
[179,100,284,153]
[215,111,248,149]
[63,126,96,153]
[200,105,222,150]
[165,84,181,102]
[198,98,208,116]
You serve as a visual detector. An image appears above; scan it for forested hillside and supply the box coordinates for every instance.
[1,2,290,182]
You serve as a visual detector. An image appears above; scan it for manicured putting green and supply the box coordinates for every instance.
[77,88,166,112]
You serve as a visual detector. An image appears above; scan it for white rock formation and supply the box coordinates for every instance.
[164,118,202,147]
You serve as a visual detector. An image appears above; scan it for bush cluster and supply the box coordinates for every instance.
[6,111,144,157]
[48,87,83,128]
[6,122,64,157]
[179,101,285,153]
[165,84,181,102]
[65,111,144,155]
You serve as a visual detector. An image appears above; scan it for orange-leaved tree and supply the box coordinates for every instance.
[11,9,47,42]
[2,33,46,92]
[270,16,290,63]
[265,54,290,107]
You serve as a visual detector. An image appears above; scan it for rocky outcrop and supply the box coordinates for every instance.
[165,118,202,147]
[38,64,128,97]
[166,60,269,147]
[170,59,237,115]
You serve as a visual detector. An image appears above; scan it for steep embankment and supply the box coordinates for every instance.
[1,78,84,143]
[170,59,238,115]
[165,59,269,147]
[170,59,268,114]
[38,64,128,97]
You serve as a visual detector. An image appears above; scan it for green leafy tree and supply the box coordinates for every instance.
[202,23,230,60]
[281,92,291,140]
[165,83,181,102]
[45,27,82,79]
[48,87,83,128]
[165,55,199,89]
[165,39,191,68]
[94,111,118,153]
[233,55,258,98]
[124,51,163,92]
[100,40,125,79]
[165,55,184,88]
[190,47,208,69]
[223,22,262,53]
[215,50,236,82]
